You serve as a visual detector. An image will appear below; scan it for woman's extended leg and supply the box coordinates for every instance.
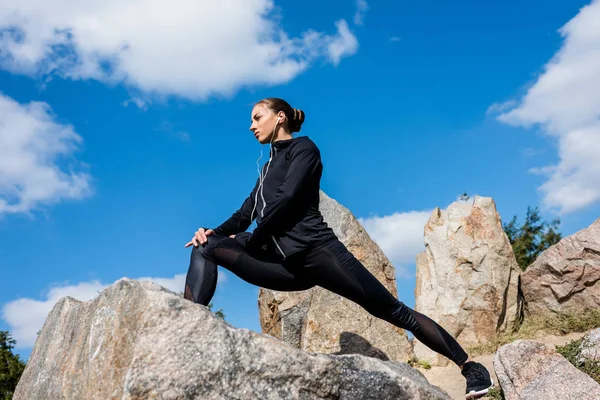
[302,239,469,366]
[184,235,314,305]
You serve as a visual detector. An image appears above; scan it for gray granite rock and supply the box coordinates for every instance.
[414,196,520,366]
[577,328,600,364]
[15,278,449,400]
[521,217,600,316]
[493,339,600,400]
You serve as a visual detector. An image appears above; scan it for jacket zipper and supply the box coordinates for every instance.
[262,146,286,259]
[271,236,287,259]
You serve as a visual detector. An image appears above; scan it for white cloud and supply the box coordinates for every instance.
[354,0,369,26]
[496,0,600,214]
[521,147,545,158]
[173,131,191,142]
[0,93,92,216]
[390,37,401,42]
[1,271,228,348]
[359,210,432,278]
[0,0,358,100]
[156,120,191,142]
[121,97,147,110]
[327,20,359,66]
[2,280,107,348]
[486,100,517,116]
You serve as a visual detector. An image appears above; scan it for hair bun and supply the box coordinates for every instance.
[290,108,305,133]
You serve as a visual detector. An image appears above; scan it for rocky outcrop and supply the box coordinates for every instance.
[577,328,600,364]
[493,339,600,400]
[414,196,520,366]
[14,279,450,400]
[258,191,414,362]
[521,218,600,316]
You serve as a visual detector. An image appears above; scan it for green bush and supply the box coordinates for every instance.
[0,331,26,400]
[503,206,561,271]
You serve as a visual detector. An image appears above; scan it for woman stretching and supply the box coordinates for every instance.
[184,98,493,399]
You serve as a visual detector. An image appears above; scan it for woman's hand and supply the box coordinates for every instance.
[185,228,214,248]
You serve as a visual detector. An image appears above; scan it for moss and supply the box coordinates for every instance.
[556,337,600,384]
[484,386,505,399]
[406,357,432,370]
[555,338,584,363]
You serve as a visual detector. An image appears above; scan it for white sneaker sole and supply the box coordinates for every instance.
[465,378,494,399]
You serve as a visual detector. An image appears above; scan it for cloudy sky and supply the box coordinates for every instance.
[2,0,599,360]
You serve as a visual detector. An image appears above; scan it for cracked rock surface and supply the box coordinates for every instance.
[521,217,600,315]
[493,339,600,400]
[414,196,520,366]
[14,279,449,400]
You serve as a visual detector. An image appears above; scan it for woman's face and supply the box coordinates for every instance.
[250,104,280,144]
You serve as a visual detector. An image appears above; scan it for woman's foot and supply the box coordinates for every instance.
[461,361,494,399]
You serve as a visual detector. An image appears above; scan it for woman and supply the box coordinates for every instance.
[184,98,493,399]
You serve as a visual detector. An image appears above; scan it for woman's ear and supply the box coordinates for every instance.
[277,112,286,124]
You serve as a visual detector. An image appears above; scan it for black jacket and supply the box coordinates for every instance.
[211,136,336,258]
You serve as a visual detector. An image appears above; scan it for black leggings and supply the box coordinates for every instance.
[184,235,468,366]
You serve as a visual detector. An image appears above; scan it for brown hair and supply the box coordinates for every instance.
[255,98,305,133]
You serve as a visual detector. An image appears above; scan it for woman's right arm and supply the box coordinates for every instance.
[186,177,261,248]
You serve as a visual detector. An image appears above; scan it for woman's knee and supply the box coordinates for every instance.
[191,244,209,261]
[190,235,222,260]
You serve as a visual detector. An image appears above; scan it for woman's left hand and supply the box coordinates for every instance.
[229,234,235,238]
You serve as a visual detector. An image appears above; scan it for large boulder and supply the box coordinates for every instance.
[414,196,520,366]
[258,191,414,362]
[14,279,450,400]
[493,339,600,400]
[521,218,600,316]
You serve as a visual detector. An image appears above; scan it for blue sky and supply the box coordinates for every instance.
[2,0,600,361]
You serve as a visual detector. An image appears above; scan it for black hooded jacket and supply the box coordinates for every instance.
[210,136,336,259]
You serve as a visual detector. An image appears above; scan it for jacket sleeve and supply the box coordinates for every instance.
[245,143,320,248]
[211,177,260,237]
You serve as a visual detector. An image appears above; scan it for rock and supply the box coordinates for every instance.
[577,328,600,364]
[258,191,414,362]
[493,339,600,400]
[14,278,450,400]
[414,196,520,366]
[521,218,600,316]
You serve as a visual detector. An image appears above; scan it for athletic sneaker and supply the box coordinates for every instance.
[461,361,494,399]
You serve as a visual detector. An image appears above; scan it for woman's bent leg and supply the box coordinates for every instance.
[184,235,224,305]
[185,235,314,306]
[305,239,468,366]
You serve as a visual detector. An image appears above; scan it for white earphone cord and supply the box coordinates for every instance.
[250,117,279,222]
